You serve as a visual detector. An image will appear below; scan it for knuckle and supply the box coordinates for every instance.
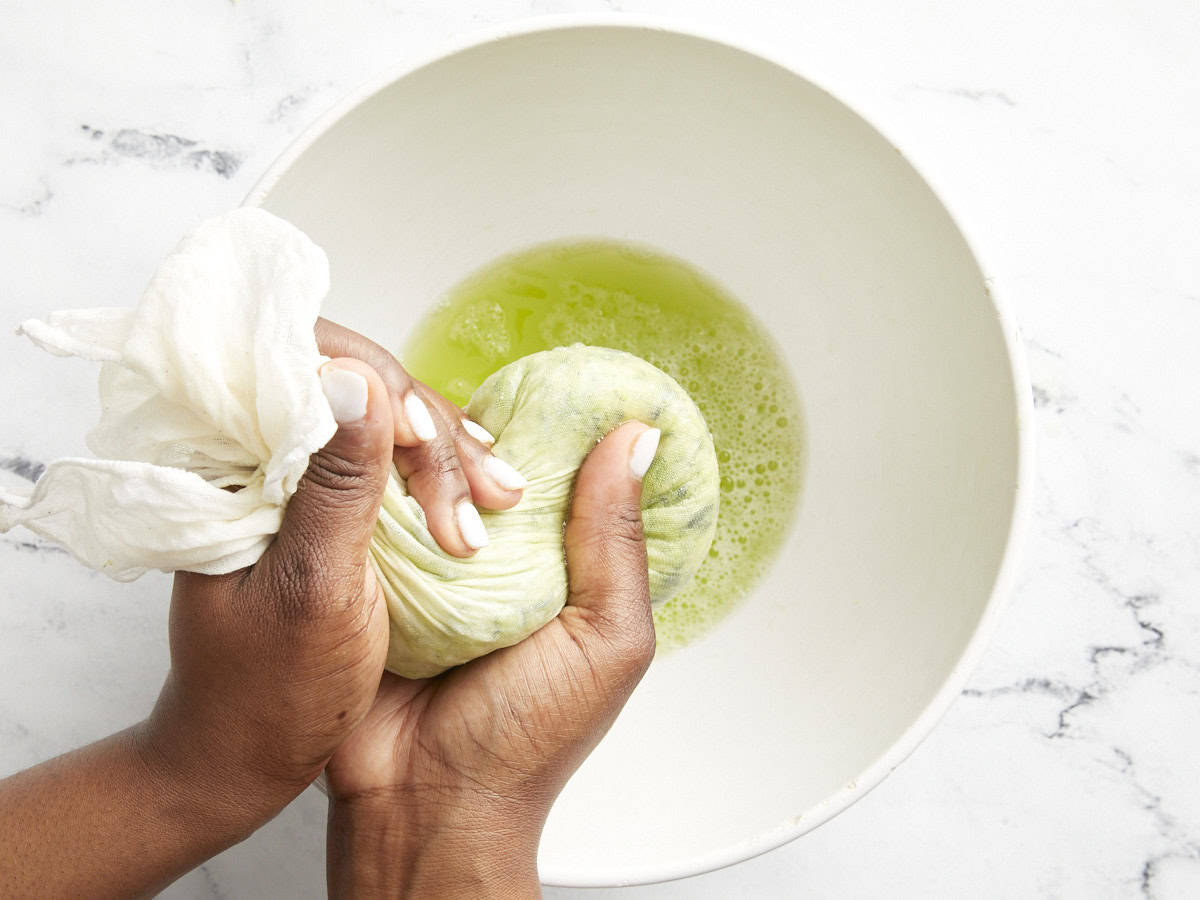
[572,598,656,680]
[383,358,414,391]
[595,499,646,547]
[415,439,465,486]
[362,343,413,398]
[318,320,403,385]
[603,602,656,667]
[304,448,378,494]
[295,452,383,525]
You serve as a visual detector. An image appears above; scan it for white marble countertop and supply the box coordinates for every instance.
[2,1,1198,897]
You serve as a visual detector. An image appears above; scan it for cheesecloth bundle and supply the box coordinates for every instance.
[0,209,719,677]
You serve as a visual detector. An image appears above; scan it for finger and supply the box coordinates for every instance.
[403,387,527,512]
[393,401,529,556]
[315,317,437,448]
[315,319,524,542]
[404,387,525,510]
[270,357,394,583]
[451,417,526,511]
[563,421,660,658]
[460,417,495,446]
[393,435,483,558]
[391,388,478,556]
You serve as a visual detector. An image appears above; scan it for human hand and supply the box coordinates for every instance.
[315,317,529,556]
[139,322,528,836]
[0,365,396,900]
[324,421,661,899]
[0,322,533,899]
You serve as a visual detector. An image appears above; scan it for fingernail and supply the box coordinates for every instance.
[455,501,489,549]
[629,427,661,480]
[404,392,438,442]
[461,418,496,445]
[320,364,368,424]
[483,454,528,491]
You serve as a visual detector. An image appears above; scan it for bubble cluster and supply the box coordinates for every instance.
[402,241,806,651]
[635,321,805,652]
[447,299,511,363]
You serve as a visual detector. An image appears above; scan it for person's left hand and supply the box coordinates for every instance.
[0,320,533,900]
[315,317,531,557]
[137,321,526,834]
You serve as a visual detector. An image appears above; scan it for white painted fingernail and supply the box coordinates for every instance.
[629,427,661,480]
[483,454,528,490]
[320,364,368,424]
[461,418,495,445]
[404,392,437,442]
[455,501,489,549]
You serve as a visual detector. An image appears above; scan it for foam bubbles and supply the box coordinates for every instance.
[402,240,806,651]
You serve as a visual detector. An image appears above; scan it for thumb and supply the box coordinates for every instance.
[564,421,660,652]
[272,358,394,577]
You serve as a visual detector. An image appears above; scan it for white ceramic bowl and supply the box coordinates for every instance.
[247,17,1031,888]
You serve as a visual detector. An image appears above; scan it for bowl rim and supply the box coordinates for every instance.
[244,13,1035,888]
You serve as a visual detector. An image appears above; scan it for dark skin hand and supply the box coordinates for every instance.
[326,421,658,898]
[0,322,508,896]
[315,317,528,556]
[0,321,657,898]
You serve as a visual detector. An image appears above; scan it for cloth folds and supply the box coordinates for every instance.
[1,209,720,678]
[0,208,336,578]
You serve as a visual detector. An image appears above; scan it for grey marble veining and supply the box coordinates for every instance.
[71,126,244,179]
[2,1,1198,897]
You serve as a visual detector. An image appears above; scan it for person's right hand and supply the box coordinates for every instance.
[324,421,662,899]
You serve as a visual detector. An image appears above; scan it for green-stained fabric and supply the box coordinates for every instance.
[370,345,719,678]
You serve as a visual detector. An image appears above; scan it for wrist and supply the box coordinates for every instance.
[133,704,303,843]
[327,788,543,899]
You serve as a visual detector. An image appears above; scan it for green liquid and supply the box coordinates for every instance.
[402,241,805,651]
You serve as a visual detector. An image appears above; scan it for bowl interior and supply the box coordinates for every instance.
[254,24,1021,886]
